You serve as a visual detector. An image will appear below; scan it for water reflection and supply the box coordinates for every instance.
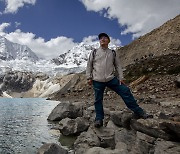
[0,98,60,154]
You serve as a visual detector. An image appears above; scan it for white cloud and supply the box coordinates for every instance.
[0,22,11,32]
[0,23,121,59]
[0,23,77,59]
[80,0,180,38]
[3,0,36,14]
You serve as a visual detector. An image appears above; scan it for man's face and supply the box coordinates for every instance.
[99,36,110,46]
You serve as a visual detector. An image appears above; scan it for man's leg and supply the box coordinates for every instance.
[93,80,106,121]
[107,77,144,115]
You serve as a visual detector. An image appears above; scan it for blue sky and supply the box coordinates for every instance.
[0,0,180,59]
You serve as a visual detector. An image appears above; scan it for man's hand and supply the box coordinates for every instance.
[87,79,93,85]
[119,80,126,85]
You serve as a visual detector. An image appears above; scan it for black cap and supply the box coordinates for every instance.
[98,33,110,41]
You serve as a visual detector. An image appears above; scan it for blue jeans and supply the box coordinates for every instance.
[93,77,144,120]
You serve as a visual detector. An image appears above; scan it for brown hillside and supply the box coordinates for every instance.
[118,14,180,67]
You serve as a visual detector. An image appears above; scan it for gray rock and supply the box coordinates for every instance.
[110,110,133,129]
[37,143,68,154]
[47,102,83,121]
[94,127,115,149]
[85,147,124,154]
[160,120,180,141]
[59,117,89,135]
[154,140,180,154]
[110,111,124,127]
[114,128,136,152]
[130,132,156,154]
[130,119,172,140]
[74,127,100,154]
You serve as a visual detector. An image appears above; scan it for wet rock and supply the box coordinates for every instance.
[59,117,89,135]
[37,143,68,154]
[47,102,83,121]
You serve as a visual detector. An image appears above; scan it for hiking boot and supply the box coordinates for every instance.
[94,120,103,128]
[134,112,153,119]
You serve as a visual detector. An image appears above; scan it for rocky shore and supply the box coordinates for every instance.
[36,72,180,154]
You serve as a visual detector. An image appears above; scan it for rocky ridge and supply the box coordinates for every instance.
[117,15,180,67]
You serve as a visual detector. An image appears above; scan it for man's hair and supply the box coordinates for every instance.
[98,33,110,41]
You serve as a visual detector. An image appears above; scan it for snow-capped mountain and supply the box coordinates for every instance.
[0,35,39,61]
[0,36,118,76]
[52,41,118,67]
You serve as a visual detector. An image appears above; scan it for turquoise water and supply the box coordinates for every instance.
[0,98,60,154]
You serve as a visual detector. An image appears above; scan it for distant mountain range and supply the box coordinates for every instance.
[0,35,118,75]
[0,35,118,68]
[51,42,118,67]
[0,35,39,62]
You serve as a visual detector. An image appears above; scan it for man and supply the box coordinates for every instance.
[86,32,152,128]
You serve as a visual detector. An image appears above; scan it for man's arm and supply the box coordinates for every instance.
[114,51,125,84]
[86,50,94,85]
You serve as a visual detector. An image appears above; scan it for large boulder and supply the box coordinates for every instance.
[47,102,83,121]
[59,117,89,135]
[130,119,173,140]
[110,110,133,129]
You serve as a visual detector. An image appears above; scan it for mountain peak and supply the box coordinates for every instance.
[0,35,39,62]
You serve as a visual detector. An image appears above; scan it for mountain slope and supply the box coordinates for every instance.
[117,15,180,67]
[0,35,39,61]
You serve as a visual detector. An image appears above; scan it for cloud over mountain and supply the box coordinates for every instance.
[80,0,180,38]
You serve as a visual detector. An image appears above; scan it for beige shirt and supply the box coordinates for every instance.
[86,47,124,82]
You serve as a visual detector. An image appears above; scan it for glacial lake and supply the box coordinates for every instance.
[0,98,60,154]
